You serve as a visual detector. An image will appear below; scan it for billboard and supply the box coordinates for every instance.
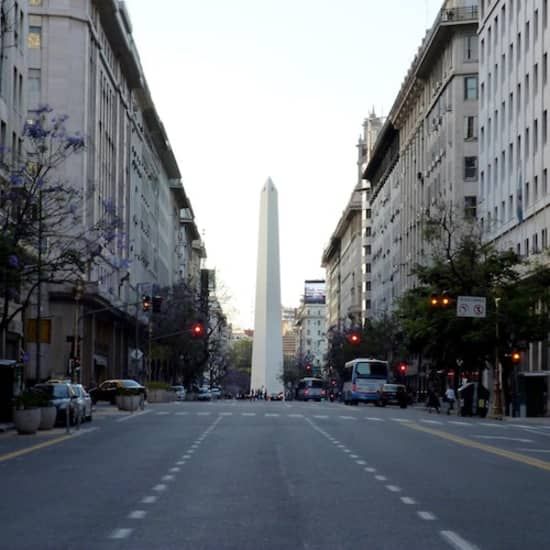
[304,280,326,304]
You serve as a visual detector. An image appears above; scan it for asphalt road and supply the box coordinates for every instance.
[0,400,549,550]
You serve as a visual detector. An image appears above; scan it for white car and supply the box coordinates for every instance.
[170,385,186,401]
[71,384,93,421]
[210,387,222,400]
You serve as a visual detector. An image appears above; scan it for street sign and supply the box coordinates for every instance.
[456,296,486,318]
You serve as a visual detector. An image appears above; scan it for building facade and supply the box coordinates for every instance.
[25,0,203,384]
[479,0,550,414]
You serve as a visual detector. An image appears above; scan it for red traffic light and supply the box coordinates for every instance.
[347,331,361,345]
[398,363,407,374]
[190,322,205,338]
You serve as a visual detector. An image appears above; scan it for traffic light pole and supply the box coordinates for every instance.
[490,297,504,419]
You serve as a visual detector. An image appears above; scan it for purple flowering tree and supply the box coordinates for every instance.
[0,108,123,357]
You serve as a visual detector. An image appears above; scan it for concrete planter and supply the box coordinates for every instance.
[116,394,142,412]
[14,408,41,434]
[147,389,176,403]
[39,406,57,430]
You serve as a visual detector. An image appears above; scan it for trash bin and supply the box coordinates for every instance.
[477,384,490,418]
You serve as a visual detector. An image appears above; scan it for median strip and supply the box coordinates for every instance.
[405,422,550,472]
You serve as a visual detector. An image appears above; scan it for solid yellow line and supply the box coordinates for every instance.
[0,434,73,463]
[405,422,550,472]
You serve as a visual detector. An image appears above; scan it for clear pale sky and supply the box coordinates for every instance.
[127,0,443,328]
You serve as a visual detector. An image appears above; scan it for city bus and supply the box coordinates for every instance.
[342,358,389,405]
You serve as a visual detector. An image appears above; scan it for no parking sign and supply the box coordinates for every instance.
[456,296,486,318]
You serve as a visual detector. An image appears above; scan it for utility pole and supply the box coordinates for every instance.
[491,297,504,419]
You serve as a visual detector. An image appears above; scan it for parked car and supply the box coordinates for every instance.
[170,385,186,401]
[34,382,79,425]
[71,384,93,421]
[270,392,284,401]
[210,387,222,400]
[381,384,408,407]
[197,387,212,401]
[89,379,146,405]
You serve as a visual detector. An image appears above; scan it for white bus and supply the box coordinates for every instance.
[342,358,389,405]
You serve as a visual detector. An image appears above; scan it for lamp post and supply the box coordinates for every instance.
[72,278,85,383]
[491,296,504,419]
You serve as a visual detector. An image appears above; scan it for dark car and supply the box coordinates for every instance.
[34,382,79,425]
[89,379,146,405]
[381,384,408,407]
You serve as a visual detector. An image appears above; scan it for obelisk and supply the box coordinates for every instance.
[251,178,284,396]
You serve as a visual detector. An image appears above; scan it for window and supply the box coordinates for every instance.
[464,116,477,140]
[464,196,477,218]
[534,175,539,201]
[28,68,41,109]
[464,76,478,99]
[525,21,530,53]
[542,228,548,249]
[534,119,539,153]
[544,53,548,85]
[29,0,43,5]
[525,181,530,207]
[0,121,6,164]
[525,127,530,157]
[534,63,539,95]
[27,26,41,48]
[464,34,478,61]
[544,110,548,144]
[464,157,478,180]
[509,195,514,220]
[544,169,548,195]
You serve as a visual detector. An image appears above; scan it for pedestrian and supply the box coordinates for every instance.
[427,388,440,414]
[444,387,456,414]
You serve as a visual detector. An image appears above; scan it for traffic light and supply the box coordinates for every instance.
[347,331,361,345]
[429,292,452,308]
[511,351,521,364]
[190,321,205,338]
[305,364,312,374]
[142,295,152,312]
[398,362,407,375]
[152,295,163,313]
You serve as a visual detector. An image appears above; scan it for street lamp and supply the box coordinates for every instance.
[491,296,504,419]
[72,278,85,383]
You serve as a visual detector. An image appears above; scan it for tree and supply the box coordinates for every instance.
[0,108,123,357]
[396,206,550,398]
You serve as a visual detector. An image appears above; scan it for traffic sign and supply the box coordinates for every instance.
[456,296,486,318]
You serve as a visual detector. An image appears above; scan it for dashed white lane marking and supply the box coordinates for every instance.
[220,412,233,416]
[197,412,211,416]
[356,460,367,465]
[176,461,186,465]
[401,497,415,505]
[182,454,192,459]
[418,511,436,520]
[375,475,387,481]
[313,415,329,419]
[153,484,167,492]
[365,417,383,421]
[265,413,280,417]
[365,467,376,473]
[421,419,443,425]
[339,416,357,420]
[516,448,550,453]
[141,496,157,504]
[392,418,411,423]
[343,449,351,454]
[349,454,359,459]
[440,530,481,550]
[156,412,170,416]
[175,412,189,416]
[479,422,505,428]
[242,412,256,416]
[128,510,147,519]
[288,413,303,417]
[386,485,401,492]
[170,467,180,473]
[473,435,533,443]
[162,475,175,482]
[109,528,133,539]
[449,421,470,426]
[116,410,151,422]
[511,424,531,429]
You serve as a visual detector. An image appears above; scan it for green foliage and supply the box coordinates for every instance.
[145,381,171,391]
[396,212,550,376]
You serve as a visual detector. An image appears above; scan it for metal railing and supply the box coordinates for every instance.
[439,5,479,24]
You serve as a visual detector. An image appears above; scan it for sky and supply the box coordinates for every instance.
[127,0,443,329]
